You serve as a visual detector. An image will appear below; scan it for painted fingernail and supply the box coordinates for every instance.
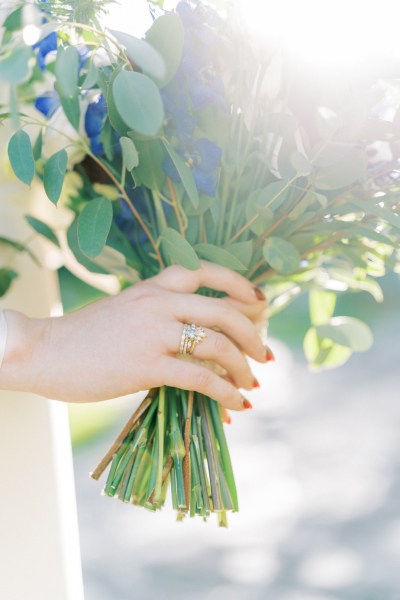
[253,378,260,389]
[253,286,266,301]
[265,346,276,362]
[225,415,232,424]
[242,398,253,410]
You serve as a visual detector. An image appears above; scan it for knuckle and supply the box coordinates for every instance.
[195,368,214,392]
[213,332,230,355]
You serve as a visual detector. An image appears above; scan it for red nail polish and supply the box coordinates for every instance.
[253,378,260,389]
[242,398,253,410]
[253,286,266,301]
[266,347,275,362]
[225,415,232,424]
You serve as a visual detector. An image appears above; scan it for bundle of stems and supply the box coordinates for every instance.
[91,386,238,526]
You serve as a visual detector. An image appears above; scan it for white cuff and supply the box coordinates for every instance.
[0,310,8,370]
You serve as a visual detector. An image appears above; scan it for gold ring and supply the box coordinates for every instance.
[179,323,207,355]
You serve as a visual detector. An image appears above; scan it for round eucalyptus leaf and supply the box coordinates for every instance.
[316,317,373,352]
[8,130,34,186]
[77,197,113,258]
[55,46,79,99]
[109,29,165,80]
[112,70,164,136]
[263,237,300,274]
[146,12,184,87]
[43,149,68,204]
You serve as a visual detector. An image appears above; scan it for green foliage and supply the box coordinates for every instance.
[146,12,184,87]
[7,130,34,186]
[0,46,33,84]
[77,197,113,258]
[160,228,200,270]
[112,70,164,136]
[109,29,166,81]
[0,268,18,297]
[120,137,139,172]
[163,141,199,207]
[25,216,60,247]
[43,149,68,204]
[263,237,301,274]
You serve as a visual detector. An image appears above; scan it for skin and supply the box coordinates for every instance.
[0,261,268,411]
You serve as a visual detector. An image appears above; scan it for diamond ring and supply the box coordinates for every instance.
[179,323,207,355]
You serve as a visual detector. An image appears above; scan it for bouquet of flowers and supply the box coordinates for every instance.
[1,0,399,525]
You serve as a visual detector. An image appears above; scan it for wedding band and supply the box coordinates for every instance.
[179,323,206,355]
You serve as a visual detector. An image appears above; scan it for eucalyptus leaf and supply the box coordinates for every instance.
[55,46,80,99]
[304,327,353,370]
[109,29,166,80]
[112,70,164,136]
[309,289,336,326]
[161,228,200,270]
[263,237,300,274]
[8,130,34,185]
[0,46,33,84]
[67,218,109,274]
[163,140,199,208]
[56,85,80,130]
[120,136,139,171]
[195,243,248,272]
[77,197,113,258]
[316,317,373,352]
[315,148,367,190]
[146,12,184,87]
[43,149,68,204]
[25,215,60,247]
[81,57,98,89]
[0,268,18,297]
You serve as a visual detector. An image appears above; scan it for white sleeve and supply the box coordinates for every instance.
[0,310,8,370]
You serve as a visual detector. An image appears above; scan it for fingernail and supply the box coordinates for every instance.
[225,415,232,424]
[253,286,266,301]
[265,346,276,362]
[253,378,260,389]
[242,398,253,410]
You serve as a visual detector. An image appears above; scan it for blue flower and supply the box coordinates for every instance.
[85,95,107,156]
[34,90,60,117]
[33,31,57,71]
[164,137,222,197]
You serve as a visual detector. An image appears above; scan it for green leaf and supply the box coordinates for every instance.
[3,7,23,31]
[0,46,33,84]
[133,139,165,189]
[120,136,139,171]
[43,149,68,204]
[316,316,373,352]
[304,327,352,370]
[263,237,300,274]
[246,190,274,235]
[81,57,98,89]
[32,130,43,161]
[261,181,290,211]
[112,70,164,136]
[0,236,39,266]
[161,228,200,270]
[0,268,18,297]
[163,140,199,207]
[109,29,166,80]
[146,12,184,87]
[314,148,366,190]
[67,218,109,274]
[55,84,80,130]
[223,241,253,269]
[55,46,80,99]
[25,216,60,247]
[77,197,113,258]
[8,130,34,185]
[309,289,336,326]
[195,243,248,272]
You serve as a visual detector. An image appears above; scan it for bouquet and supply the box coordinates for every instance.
[1,0,399,525]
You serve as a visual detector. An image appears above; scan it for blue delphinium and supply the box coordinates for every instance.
[164,137,222,197]
[84,94,107,156]
[161,1,225,197]
[33,31,58,71]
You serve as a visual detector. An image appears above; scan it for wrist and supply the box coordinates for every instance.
[0,310,49,394]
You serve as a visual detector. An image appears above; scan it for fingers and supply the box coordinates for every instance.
[150,261,267,306]
[172,294,266,363]
[171,324,256,390]
[160,357,250,411]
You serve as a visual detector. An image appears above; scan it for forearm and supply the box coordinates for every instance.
[0,310,48,395]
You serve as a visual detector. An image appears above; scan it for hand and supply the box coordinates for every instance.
[1,262,269,410]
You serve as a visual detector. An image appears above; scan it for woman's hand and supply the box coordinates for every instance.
[0,261,269,411]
